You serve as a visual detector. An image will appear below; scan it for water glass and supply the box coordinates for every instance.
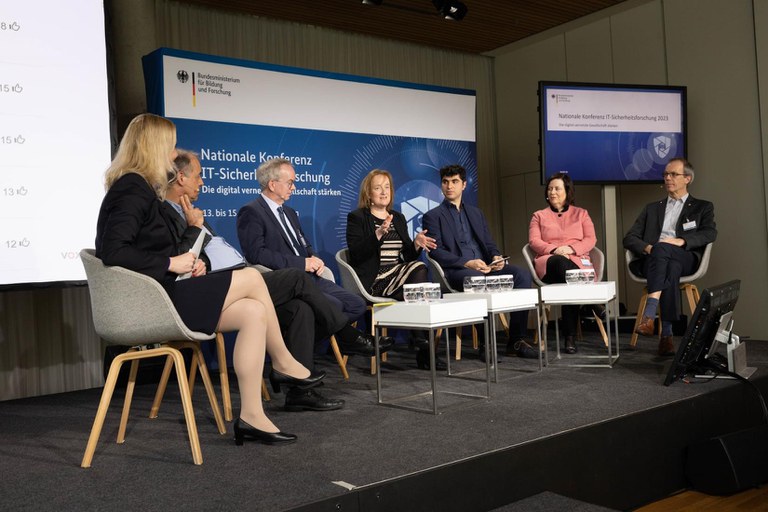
[583,268,596,283]
[485,275,502,293]
[499,275,514,291]
[565,269,579,285]
[403,283,424,303]
[424,283,441,302]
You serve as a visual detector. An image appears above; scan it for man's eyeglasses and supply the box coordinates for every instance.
[274,179,296,188]
[662,172,687,179]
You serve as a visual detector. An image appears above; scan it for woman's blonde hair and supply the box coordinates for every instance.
[357,169,394,210]
[104,113,177,198]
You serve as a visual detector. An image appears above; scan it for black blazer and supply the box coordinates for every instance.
[346,208,419,292]
[161,200,214,271]
[95,173,178,286]
[623,194,717,264]
[237,195,313,270]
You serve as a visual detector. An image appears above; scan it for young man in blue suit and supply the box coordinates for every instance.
[237,157,394,357]
[422,164,536,359]
[623,158,717,356]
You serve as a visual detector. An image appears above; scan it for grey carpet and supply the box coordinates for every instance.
[1,335,765,511]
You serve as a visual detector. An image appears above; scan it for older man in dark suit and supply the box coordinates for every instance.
[237,157,393,357]
[422,164,536,359]
[623,157,717,356]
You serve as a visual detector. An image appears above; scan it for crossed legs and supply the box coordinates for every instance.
[217,267,310,433]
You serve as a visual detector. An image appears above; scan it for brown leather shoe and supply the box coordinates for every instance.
[635,316,655,337]
[658,336,676,357]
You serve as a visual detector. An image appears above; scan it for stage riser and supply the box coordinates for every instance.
[290,375,768,512]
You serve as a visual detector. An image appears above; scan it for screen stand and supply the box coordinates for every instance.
[696,331,757,380]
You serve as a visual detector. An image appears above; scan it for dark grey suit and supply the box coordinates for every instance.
[623,195,717,320]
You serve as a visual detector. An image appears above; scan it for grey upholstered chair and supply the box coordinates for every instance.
[79,249,226,467]
[625,242,713,347]
[335,248,390,374]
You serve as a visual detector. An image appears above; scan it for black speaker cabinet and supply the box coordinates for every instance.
[685,425,768,495]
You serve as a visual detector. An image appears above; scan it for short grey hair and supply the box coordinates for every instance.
[669,157,695,183]
[174,149,200,176]
[257,157,292,188]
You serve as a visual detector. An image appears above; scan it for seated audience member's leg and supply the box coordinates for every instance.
[313,275,366,323]
[645,243,697,322]
[447,267,483,291]
[543,256,580,338]
[274,299,315,369]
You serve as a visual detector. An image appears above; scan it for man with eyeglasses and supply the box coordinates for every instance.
[237,157,393,358]
[623,157,717,356]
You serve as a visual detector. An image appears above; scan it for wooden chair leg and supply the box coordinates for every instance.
[82,353,127,468]
[261,378,270,401]
[682,284,699,316]
[630,288,649,348]
[170,341,225,435]
[117,357,140,444]
[169,348,203,465]
[215,333,232,422]
[329,335,350,380]
[149,355,174,419]
[498,313,510,338]
[455,328,463,360]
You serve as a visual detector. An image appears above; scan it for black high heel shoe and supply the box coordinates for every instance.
[233,418,297,446]
[416,347,447,371]
[269,368,325,394]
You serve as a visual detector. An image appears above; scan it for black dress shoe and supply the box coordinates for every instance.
[416,346,447,371]
[269,368,325,394]
[233,418,297,446]
[339,333,394,357]
[284,388,345,412]
[564,335,577,354]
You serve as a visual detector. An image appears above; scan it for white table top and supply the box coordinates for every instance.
[373,298,487,328]
[440,289,539,312]
[539,281,616,303]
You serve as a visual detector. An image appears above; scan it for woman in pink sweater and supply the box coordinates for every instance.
[528,172,597,354]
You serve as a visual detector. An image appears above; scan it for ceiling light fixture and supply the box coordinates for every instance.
[432,0,468,21]
[361,0,383,5]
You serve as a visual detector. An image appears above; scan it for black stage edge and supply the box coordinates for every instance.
[290,368,768,512]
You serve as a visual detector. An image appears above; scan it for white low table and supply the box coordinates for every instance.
[442,289,542,380]
[539,281,620,367]
[373,299,489,414]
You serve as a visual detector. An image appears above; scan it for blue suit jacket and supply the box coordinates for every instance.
[236,195,313,269]
[421,199,502,270]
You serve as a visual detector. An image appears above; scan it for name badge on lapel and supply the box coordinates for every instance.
[682,220,697,231]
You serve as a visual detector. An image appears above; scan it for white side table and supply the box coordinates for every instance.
[373,299,489,414]
[442,289,542,380]
[539,281,620,367]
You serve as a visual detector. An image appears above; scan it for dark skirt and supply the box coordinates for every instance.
[168,270,233,334]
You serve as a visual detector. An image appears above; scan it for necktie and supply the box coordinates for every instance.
[278,206,303,256]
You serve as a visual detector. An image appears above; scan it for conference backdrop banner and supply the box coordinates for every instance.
[143,48,477,276]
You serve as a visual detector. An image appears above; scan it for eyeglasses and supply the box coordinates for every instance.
[274,179,295,188]
[662,172,687,179]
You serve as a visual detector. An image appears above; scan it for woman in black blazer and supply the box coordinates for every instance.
[95,114,322,446]
[346,169,440,369]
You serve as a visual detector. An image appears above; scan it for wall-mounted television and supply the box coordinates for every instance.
[539,81,687,184]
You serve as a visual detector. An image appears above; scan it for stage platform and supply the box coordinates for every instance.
[1,335,767,511]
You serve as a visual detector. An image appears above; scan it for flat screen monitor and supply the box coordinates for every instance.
[664,280,741,386]
[539,81,687,184]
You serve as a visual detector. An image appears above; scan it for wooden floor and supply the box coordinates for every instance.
[636,486,768,511]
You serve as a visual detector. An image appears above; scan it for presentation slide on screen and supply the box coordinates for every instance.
[144,48,477,272]
[0,1,111,286]
[542,86,685,182]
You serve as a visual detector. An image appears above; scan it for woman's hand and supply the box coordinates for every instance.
[375,214,394,239]
[191,258,206,277]
[414,229,437,251]
[553,245,575,256]
[169,252,197,274]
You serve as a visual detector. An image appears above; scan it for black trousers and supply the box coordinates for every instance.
[628,243,698,322]
[262,268,349,369]
[542,255,580,337]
